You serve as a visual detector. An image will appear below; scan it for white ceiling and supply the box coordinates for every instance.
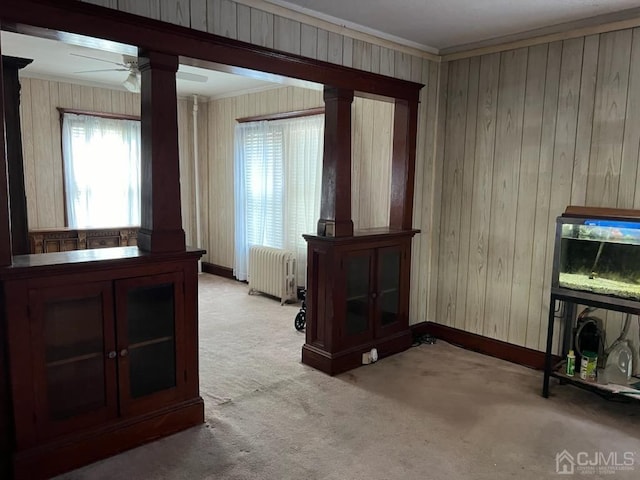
[1,31,284,98]
[266,0,640,51]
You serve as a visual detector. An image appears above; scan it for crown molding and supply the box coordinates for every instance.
[441,7,640,62]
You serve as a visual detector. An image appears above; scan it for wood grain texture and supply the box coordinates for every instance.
[426,62,447,327]
[208,0,237,39]
[436,59,469,328]
[300,24,318,60]
[117,0,160,19]
[189,0,207,32]
[506,44,546,346]
[528,42,561,351]
[453,56,479,331]
[463,53,499,335]
[274,16,301,55]
[160,0,189,26]
[250,7,273,48]
[327,32,343,65]
[429,25,640,363]
[586,30,632,208]
[571,35,599,206]
[482,48,527,342]
[408,59,432,324]
[234,3,251,42]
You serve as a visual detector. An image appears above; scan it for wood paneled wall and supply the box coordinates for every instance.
[19,78,140,229]
[203,86,396,268]
[431,28,640,368]
[80,0,432,82]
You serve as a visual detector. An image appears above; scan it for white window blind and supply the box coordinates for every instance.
[62,113,141,228]
[234,114,323,283]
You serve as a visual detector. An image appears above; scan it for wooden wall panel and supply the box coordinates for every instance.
[208,0,237,39]
[527,42,561,351]
[506,44,546,346]
[586,30,632,208]
[274,16,301,55]
[436,59,469,328]
[463,53,499,335]
[431,26,640,367]
[160,0,190,26]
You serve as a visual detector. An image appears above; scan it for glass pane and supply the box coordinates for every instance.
[44,295,105,419]
[127,283,176,398]
[346,255,370,335]
[379,251,400,326]
[129,341,176,398]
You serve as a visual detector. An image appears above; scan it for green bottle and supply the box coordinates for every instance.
[566,350,576,377]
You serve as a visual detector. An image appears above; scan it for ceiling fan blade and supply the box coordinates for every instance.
[70,52,127,68]
[177,71,208,83]
[74,68,130,73]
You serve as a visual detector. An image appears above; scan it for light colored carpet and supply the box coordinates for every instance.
[56,273,640,480]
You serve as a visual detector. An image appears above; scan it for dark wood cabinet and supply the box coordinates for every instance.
[1,247,203,480]
[302,229,417,375]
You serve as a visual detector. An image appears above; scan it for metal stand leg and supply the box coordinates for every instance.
[542,296,557,398]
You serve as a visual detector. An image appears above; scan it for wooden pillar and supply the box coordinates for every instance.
[3,56,33,256]
[390,98,419,230]
[0,42,12,265]
[136,51,185,253]
[317,86,354,237]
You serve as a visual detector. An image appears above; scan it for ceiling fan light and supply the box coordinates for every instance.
[123,72,140,93]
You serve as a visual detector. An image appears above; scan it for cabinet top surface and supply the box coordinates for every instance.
[303,227,419,244]
[0,246,205,279]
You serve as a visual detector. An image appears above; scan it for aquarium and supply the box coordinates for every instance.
[554,216,640,300]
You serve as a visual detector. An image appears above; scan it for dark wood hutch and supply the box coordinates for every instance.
[0,0,423,478]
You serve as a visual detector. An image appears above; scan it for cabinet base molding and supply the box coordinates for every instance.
[12,397,204,480]
[302,329,412,375]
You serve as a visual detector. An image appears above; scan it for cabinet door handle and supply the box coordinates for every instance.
[120,348,129,357]
[371,292,377,299]
[107,351,117,359]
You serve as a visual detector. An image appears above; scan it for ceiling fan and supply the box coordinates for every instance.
[71,53,208,92]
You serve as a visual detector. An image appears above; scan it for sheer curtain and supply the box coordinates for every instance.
[62,113,141,228]
[234,114,323,284]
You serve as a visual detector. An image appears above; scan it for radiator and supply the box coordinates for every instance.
[248,246,297,304]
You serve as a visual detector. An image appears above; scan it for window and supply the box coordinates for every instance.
[61,112,141,228]
[234,114,323,283]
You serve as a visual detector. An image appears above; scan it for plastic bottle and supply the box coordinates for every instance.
[566,350,576,377]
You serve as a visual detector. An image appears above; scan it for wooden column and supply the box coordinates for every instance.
[136,51,185,252]
[317,86,354,237]
[0,34,11,480]
[3,56,32,256]
[390,98,419,230]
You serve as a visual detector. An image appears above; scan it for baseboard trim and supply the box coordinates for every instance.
[411,322,554,371]
[201,262,235,279]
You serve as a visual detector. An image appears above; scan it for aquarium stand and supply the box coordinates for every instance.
[543,206,640,400]
[542,288,640,399]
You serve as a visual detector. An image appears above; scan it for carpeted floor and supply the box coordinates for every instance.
[57,273,640,479]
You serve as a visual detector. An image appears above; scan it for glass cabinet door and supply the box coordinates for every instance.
[116,272,184,415]
[343,250,374,345]
[30,282,117,438]
[378,247,401,327]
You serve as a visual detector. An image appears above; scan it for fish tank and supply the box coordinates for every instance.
[553,207,640,301]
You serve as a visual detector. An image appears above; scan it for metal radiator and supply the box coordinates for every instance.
[248,245,297,304]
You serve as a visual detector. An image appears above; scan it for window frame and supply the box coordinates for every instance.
[58,108,141,229]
